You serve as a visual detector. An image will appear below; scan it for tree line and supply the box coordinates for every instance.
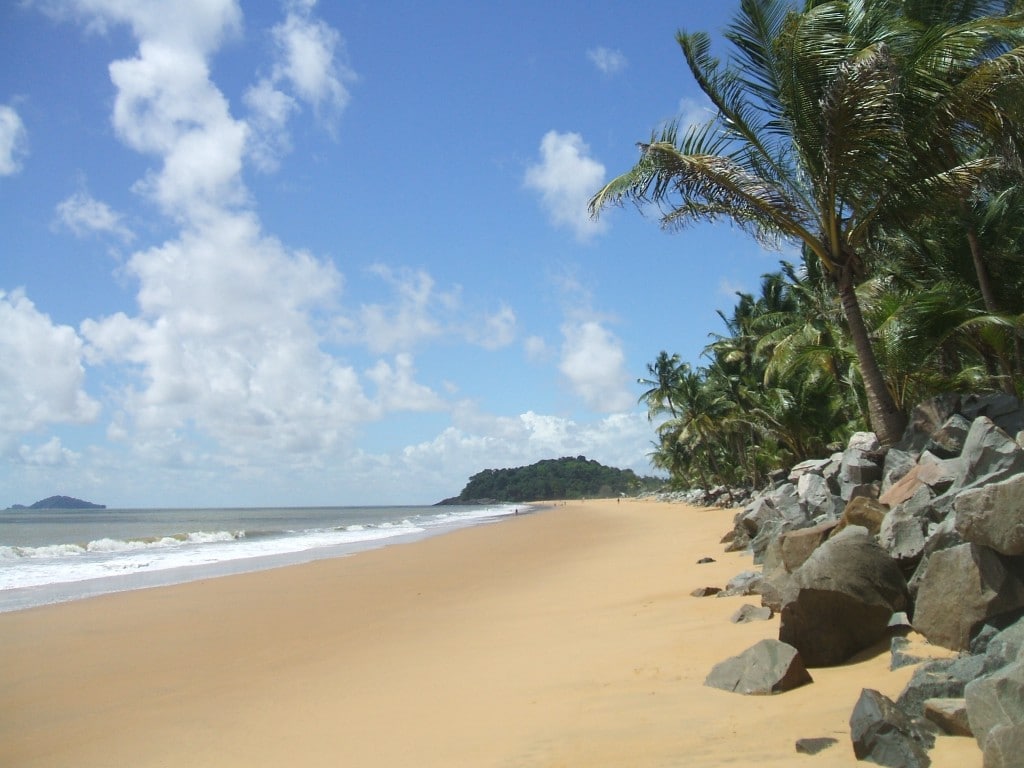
[590,0,1024,491]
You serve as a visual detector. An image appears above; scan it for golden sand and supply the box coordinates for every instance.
[0,498,980,767]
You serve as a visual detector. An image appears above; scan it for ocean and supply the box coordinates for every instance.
[0,503,526,613]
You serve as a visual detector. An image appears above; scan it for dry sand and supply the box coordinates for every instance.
[0,498,981,767]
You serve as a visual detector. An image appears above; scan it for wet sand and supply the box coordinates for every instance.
[0,498,980,767]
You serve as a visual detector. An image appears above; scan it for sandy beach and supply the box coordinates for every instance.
[0,498,980,767]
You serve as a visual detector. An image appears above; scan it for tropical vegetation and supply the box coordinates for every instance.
[591,0,1024,491]
[441,457,661,503]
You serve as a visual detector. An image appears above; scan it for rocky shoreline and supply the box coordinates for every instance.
[680,392,1024,766]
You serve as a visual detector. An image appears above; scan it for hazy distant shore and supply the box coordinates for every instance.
[0,498,980,767]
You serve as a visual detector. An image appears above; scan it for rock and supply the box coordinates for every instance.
[924,414,972,459]
[890,637,926,670]
[797,472,837,519]
[897,394,963,452]
[717,570,763,598]
[882,448,919,494]
[923,698,972,736]
[779,521,837,573]
[779,527,910,666]
[795,737,837,755]
[691,586,722,597]
[981,616,1024,667]
[961,393,1024,437]
[983,723,1024,768]
[759,565,795,613]
[965,661,1024,749]
[954,417,1024,492]
[880,453,957,508]
[954,473,1024,556]
[850,688,934,768]
[788,457,831,483]
[879,495,930,565]
[912,543,1024,651]
[897,655,990,718]
[704,639,812,695]
[839,432,884,499]
[697,557,716,564]
[834,496,889,537]
[731,604,774,623]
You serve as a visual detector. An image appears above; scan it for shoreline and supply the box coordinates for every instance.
[0,498,980,767]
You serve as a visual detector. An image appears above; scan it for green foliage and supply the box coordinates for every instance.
[450,457,660,502]
[595,0,1024,489]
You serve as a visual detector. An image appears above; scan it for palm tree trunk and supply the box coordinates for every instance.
[965,221,1017,394]
[836,272,907,445]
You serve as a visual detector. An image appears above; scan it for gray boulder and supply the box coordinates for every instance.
[954,473,1024,556]
[924,413,972,459]
[717,569,763,598]
[961,393,1024,437]
[897,655,990,718]
[922,698,972,736]
[879,494,930,565]
[704,639,812,695]
[983,723,1024,768]
[913,543,1024,651]
[730,604,774,623]
[850,688,933,768]
[954,417,1024,492]
[882,448,919,494]
[896,394,963,453]
[965,661,1024,749]
[779,527,910,667]
[797,471,838,519]
[788,457,831,484]
[795,737,837,755]
[839,432,884,499]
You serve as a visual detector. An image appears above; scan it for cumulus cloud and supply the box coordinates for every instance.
[559,319,633,413]
[54,190,135,242]
[365,353,446,415]
[524,130,607,241]
[245,0,355,168]
[0,104,28,175]
[0,290,100,455]
[587,47,627,75]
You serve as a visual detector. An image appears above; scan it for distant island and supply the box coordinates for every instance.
[437,456,662,504]
[7,495,106,510]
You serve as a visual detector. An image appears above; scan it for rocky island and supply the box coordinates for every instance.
[7,495,106,510]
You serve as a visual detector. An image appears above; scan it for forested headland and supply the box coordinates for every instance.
[438,456,662,504]
[590,0,1024,492]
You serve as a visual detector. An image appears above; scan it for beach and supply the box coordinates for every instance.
[0,498,980,767]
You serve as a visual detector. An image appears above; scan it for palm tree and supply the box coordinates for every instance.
[637,351,687,419]
[590,0,1018,444]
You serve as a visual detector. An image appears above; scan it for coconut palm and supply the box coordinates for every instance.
[590,0,1020,444]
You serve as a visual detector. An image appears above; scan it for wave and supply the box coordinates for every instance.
[0,530,245,561]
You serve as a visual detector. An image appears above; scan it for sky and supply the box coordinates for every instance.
[0,0,783,508]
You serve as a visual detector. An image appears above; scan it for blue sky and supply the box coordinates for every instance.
[1,0,780,508]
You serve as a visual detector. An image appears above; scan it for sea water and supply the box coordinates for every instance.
[0,503,525,612]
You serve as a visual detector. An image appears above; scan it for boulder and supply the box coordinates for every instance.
[879,496,929,565]
[795,737,837,755]
[924,414,972,459]
[839,432,884,499]
[730,604,774,624]
[954,417,1024,492]
[897,655,990,718]
[797,472,838,519]
[850,688,934,768]
[912,543,1024,651]
[717,570,763,598]
[880,453,956,508]
[983,723,1024,768]
[897,394,962,452]
[961,393,1024,437]
[691,586,722,597]
[965,661,1024,749]
[779,527,910,666]
[704,639,812,695]
[922,698,972,736]
[954,473,1024,556]
[759,565,795,614]
[788,457,831,484]
[834,496,889,537]
[779,521,837,573]
[882,448,919,494]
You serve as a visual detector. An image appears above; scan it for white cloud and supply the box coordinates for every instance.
[0,104,28,175]
[55,191,135,242]
[677,96,714,131]
[559,319,633,413]
[365,353,446,414]
[587,47,627,75]
[19,437,77,467]
[524,335,550,363]
[524,130,607,241]
[243,78,297,172]
[0,290,101,455]
[271,2,354,115]
[469,304,517,350]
